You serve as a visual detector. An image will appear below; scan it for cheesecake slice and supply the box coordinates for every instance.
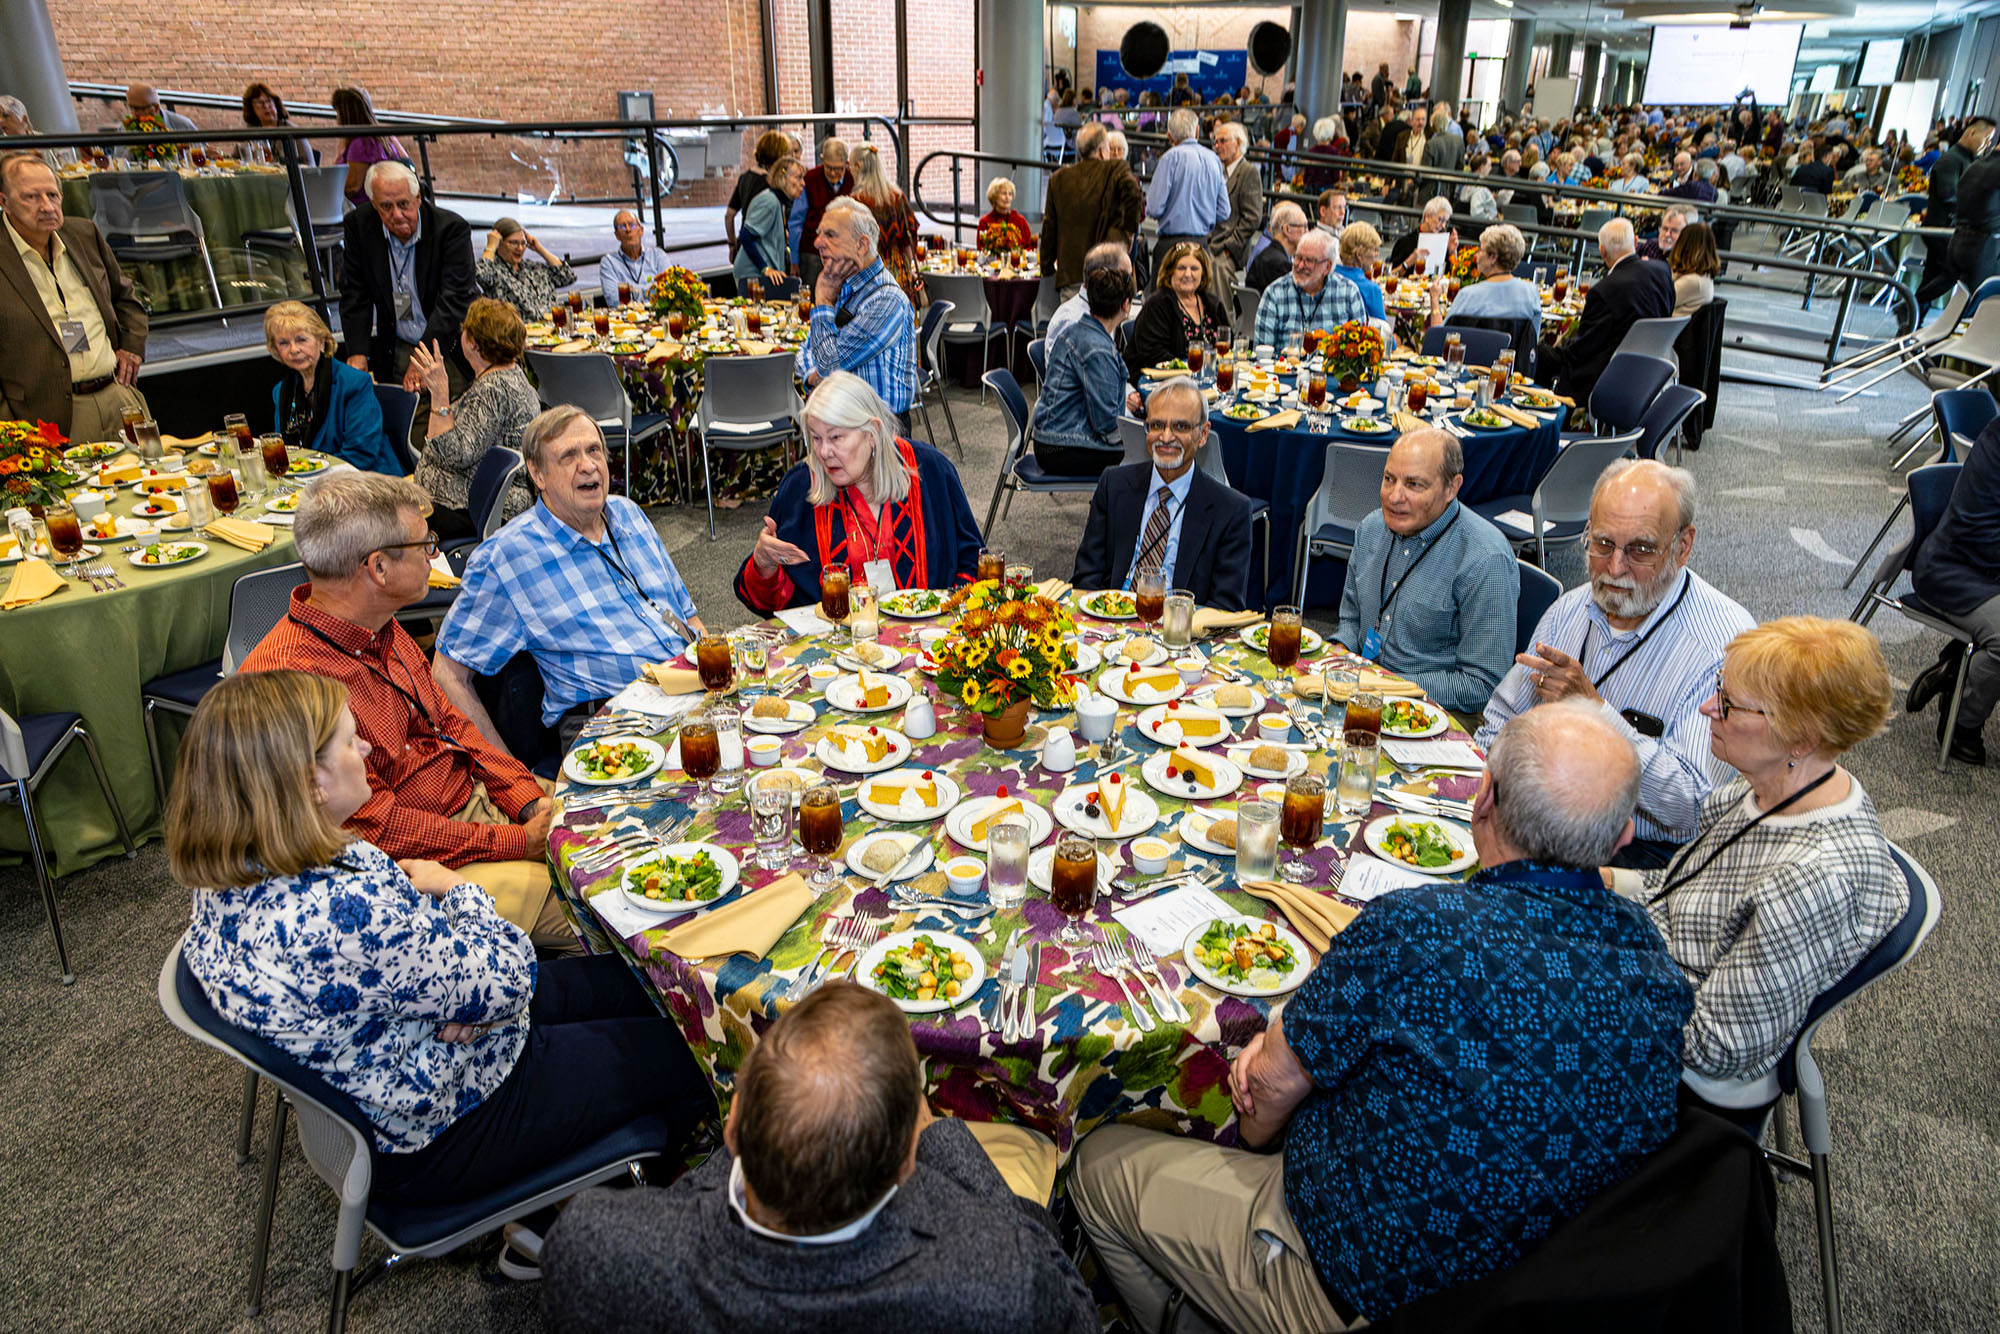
[866,772,940,808]
[1098,771,1129,827]
[1126,668,1180,695]
[970,797,1024,841]
[858,669,893,708]
[1170,709,1225,739]
[1171,743,1222,788]
[833,726,892,764]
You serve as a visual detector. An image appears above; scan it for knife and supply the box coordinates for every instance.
[1014,943,1040,1043]
[995,928,1024,1039]
[870,837,930,888]
[1002,932,1029,1042]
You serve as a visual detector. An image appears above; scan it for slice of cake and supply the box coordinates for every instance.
[1170,743,1221,788]
[970,796,1024,841]
[1126,666,1180,695]
[866,771,940,809]
[1098,772,1129,828]
[858,669,893,708]
[834,726,892,765]
[1171,709,1224,739]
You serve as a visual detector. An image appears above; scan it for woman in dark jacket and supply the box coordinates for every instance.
[265,301,399,475]
[1124,242,1231,387]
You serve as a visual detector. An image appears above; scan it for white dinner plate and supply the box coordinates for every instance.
[945,794,1054,852]
[1075,589,1139,620]
[1380,697,1450,739]
[1178,809,1241,857]
[1238,623,1327,657]
[1096,635,1169,668]
[878,588,951,619]
[834,643,906,672]
[814,725,912,774]
[1224,742,1310,781]
[619,841,741,917]
[132,497,181,518]
[740,698,816,734]
[3,540,102,563]
[845,830,937,883]
[563,735,668,786]
[1095,665,1186,706]
[1361,813,1479,876]
[1053,780,1160,840]
[1141,749,1244,801]
[1071,643,1102,675]
[855,929,988,1014]
[1180,915,1313,996]
[125,540,201,569]
[854,767,963,823]
[1137,703,1233,749]
[824,672,914,714]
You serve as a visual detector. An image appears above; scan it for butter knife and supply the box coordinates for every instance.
[870,837,930,888]
[1016,943,1042,1041]
[1000,930,1027,1042]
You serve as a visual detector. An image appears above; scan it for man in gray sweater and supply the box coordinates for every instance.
[542,982,1095,1332]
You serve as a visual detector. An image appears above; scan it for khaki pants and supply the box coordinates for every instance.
[1071,1124,1356,1334]
[962,1119,1061,1206]
[452,779,581,954]
[71,381,149,445]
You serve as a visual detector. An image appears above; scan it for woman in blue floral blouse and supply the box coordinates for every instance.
[169,670,714,1205]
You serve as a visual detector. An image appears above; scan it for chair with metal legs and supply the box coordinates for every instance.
[1842,392,1994,589]
[3,707,137,984]
[914,299,964,457]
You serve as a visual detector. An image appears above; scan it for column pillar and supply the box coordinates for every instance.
[979,0,1045,216]
[0,0,79,133]
[1500,18,1536,117]
[1430,0,1473,110]
[1580,42,1602,111]
[1294,0,1347,122]
[1548,32,1574,72]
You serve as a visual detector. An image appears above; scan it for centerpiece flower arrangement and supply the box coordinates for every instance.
[647,265,708,327]
[932,578,1079,747]
[0,420,80,510]
[1446,245,1484,289]
[1896,163,1929,194]
[1324,321,1385,393]
[977,221,1018,257]
[119,110,180,166]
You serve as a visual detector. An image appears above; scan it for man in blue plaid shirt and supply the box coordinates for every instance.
[1252,229,1367,351]
[435,407,707,742]
[796,198,917,418]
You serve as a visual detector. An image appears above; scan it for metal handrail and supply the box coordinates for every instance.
[66,80,498,127]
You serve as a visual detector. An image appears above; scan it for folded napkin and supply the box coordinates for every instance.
[162,431,213,449]
[427,553,460,588]
[2,558,67,610]
[1190,606,1261,636]
[740,339,778,356]
[641,662,706,695]
[1035,577,1073,600]
[1141,365,1189,380]
[1489,404,1541,429]
[1391,410,1427,435]
[656,872,817,961]
[1296,671,1425,700]
[646,340,687,364]
[555,337,595,354]
[1239,879,1359,952]
[204,517,276,552]
[1247,409,1302,433]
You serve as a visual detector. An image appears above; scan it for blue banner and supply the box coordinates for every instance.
[1094,49,1249,103]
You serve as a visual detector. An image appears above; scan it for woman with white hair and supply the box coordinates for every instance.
[734,372,983,611]
[1303,114,1347,189]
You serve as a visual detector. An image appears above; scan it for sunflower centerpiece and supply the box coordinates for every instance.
[931,578,1080,748]
[1325,321,1386,395]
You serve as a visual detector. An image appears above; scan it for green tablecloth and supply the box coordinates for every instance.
[0,502,299,876]
[61,169,307,312]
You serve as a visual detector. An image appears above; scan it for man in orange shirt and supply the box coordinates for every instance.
[240,470,574,951]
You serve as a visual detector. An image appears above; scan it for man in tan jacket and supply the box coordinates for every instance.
[0,151,150,441]
[1039,121,1143,299]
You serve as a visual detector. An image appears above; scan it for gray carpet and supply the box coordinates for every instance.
[4,278,1997,1333]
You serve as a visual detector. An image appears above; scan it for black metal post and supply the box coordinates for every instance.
[279,134,329,315]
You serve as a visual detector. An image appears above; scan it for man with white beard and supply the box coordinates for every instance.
[1476,460,1754,868]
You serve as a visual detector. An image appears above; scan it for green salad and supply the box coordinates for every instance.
[626,849,723,904]
[1462,407,1510,429]
[871,934,972,1003]
[572,739,655,780]
[1380,818,1462,869]
[1193,921,1298,984]
[137,543,199,565]
[1085,590,1137,616]
[1382,699,1437,734]
[882,588,946,615]
[1224,403,1266,420]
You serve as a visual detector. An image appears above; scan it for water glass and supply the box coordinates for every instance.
[850,584,880,642]
[987,817,1031,908]
[1161,589,1195,649]
[709,707,746,794]
[748,771,797,871]
[1338,733,1380,818]
[1236,801,1281,882]
[134,417,163,462]
[184,483,216,528]
[731,628,772,693]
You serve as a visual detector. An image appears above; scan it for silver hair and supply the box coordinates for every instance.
[819,136,849,161]
[1598,216,1635,257]
[1479,223,1526,270]
[1694,158,1719,181]
[1486,700,1640,867]
[1312,115,1339,143]
[822,197,880,255]
[293,471,432,579]
[1167,108,1199,143]
[0,96,27,120]
[520,403,601,471]
[803,371,911,507]
[1663,202,1698,225]
[1077,121,1108,157]
[1423,195,1453,223]
[1105,130,1129,158]
[1215,120,1248,148]
[1591,457,1698,531]
[1268,201,1305,233]
[1295,227,1334,260]
[363,159,420,201]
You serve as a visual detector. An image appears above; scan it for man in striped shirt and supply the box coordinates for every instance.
[1477,459,1754,868]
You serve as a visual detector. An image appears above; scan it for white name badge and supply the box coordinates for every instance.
[863,558,897,595]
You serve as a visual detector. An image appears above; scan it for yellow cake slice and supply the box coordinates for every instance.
[858,669,893,708]
[866,772,940,808]
[970,797,1024,841]
[834,726,892,764]
[1169,709,1225,739]
[98,462,143,485]
[1170,743,1221,788]
[1127,668,1180,694]
[1098,772,1129,827]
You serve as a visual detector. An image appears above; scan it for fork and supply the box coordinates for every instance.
[803,917,881,995]
[98,562,124,590]
[1122,935,1191,1024]
[1092,941,1156,1032]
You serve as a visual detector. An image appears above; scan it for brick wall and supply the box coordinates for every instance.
[1343,16,1426,104]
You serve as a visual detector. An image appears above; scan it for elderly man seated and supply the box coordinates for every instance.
[435,406,706,743]
[1480,459,1754,867]
[239,472,572,950]
[542,982,1095,1331]
[1636,202,1696,262]
[1335,429,1518,713]
[795,197,918,421]
[598,209,669,306]
[1387,196,1458,275]
[1073,701,1693,1333]
[1244,200,1307,292]
[1533,217,1674,406]
[1252,228,1366,353]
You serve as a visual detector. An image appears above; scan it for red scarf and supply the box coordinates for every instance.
[813,437,928,586]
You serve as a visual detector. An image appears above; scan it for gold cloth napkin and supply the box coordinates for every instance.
[555,337,595,354]
[1240,879,1360,952]
[1489,404,1541,429]
[161,431,213,449]
[1034,577,1073,600]
[1391,410,1428,435]
[740,340,778,356]
[641,663,706,694]
[1190,606,1261,636]
[204,517,276,552]
[427,556,460,589]
[1247,408,1302,433]
[2,558,67,610]
[1296,671,1426,700]
[656,872,816,961]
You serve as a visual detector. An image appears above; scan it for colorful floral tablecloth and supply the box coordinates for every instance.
[547,611,1479,1157]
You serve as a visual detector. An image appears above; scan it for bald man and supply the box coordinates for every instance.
[1336,429,1519,713]
[120,83,197,132]
[1533,217,1674,405]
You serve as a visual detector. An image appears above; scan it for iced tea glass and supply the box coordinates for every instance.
[1280,773,1326,883]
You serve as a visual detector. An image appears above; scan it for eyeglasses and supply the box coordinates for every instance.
[373,529,439,559]
[1585,531,1678,566]
[1712,670,1767,721]
[1145,418,1203,436]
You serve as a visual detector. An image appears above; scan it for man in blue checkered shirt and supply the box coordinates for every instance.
[796,198,917,417]
[1252,228,1367,351]
[434,407,707,740]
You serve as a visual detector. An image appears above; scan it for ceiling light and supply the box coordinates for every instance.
[1616,0,1856,17]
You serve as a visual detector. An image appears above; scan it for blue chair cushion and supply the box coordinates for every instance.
[143,659,226,710]
[16,711,81,773]
[1244,499,1270,521]
[1309,521,1357,549]
[1012,457,1098,489]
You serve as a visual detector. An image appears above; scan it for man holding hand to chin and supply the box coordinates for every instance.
[795,197,917,425]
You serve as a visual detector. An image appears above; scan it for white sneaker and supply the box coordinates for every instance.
[498,1222,543,1281]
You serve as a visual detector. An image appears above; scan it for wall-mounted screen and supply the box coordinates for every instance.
[1642,23,1805,105]
[1858,39,1903,86]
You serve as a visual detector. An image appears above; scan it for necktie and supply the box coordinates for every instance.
[1136,485,1174,579]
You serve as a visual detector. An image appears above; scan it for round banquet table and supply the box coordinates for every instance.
[60,167,305,310]
[548,609,1482,1157]
[0,462,309,875]
[925,265,1043,389]
[1204,366,1563,609]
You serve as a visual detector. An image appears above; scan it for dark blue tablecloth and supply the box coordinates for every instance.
[1208,409,1560,609]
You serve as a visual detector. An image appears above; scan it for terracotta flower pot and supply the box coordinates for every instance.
[982,697,1032,749]
[1339,374,1360,395]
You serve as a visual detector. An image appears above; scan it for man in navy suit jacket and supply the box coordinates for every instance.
[1534,218,1674,407]
[1072,377,1256,611]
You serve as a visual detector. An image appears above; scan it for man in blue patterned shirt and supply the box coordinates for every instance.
[1073,701,1692,1332]
[435,406,706,738]
[1252,228,1367,352]
[796,197,917,418]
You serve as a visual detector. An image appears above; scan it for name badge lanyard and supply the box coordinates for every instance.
[1368,509,1461,658]
[35,248,91,356]
[1644,768,1836,908]
[289,613,470,756]
[1577,573,1693,695]
[840,488,891,570]
[593,521,694,654]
